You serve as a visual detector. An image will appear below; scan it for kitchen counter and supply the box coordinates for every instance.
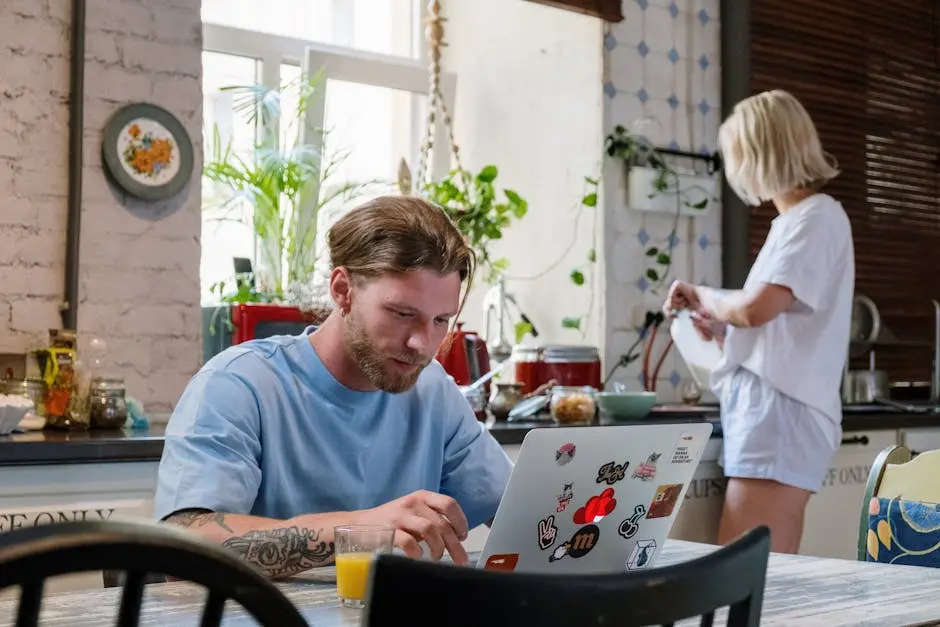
[487,403,940,445]
[1,402,939,465]
[0,426,166,466]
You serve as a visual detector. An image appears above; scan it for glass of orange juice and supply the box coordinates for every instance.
[334,524,395,608]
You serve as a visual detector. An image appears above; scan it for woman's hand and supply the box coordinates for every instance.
[662,280,701,316]
[691,310,727,348]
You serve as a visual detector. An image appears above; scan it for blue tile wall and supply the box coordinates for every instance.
[602,0,722,401]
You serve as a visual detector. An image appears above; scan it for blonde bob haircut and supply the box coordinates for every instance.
[718,89,839,206]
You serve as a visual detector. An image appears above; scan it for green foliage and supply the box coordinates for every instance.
[423,164,528,285]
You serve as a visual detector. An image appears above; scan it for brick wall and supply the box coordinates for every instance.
[0,0,203,413]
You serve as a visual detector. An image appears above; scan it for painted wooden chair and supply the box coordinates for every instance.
[0,519,308,627]
[858,445,940,565]
[365,526,771,627]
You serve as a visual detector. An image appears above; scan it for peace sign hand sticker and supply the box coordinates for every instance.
[538,515,558,550]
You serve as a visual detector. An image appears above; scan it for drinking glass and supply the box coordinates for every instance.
[334,524,396,608]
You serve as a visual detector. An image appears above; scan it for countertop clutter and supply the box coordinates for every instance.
[3,401,940,465]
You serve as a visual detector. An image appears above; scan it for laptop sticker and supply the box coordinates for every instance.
[556,482,574,512]
[671,432,702,464]
[617,504,647,540]
[555,443,576,466]
[573,487,617,524]
[626,539,657,570]
[484,553,520,571]
[646,483,684,519]
[537,515,558,550]
[631,452,662,481]
[548,524,600,562]
[595,460,630,485]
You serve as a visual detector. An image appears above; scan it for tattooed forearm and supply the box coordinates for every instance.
[165,509,233,533]
[222,527,335,579]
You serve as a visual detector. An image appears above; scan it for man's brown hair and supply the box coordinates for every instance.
[328,195,476,313]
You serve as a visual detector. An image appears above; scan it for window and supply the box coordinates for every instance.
[200,3,455,304]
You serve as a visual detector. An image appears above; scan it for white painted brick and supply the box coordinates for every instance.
[10,299,61,333]
[0,159,16,191]
[44,0,71,23]
[0,226,65,266]
[149,76,202,117]
[84,61,152,103]
[87,1,152,39]
[14,165,68,198]
[79,265,199,305]
[121,39,199,78]
[0,264,62,297]
[85,34,121,65]
[0,199,40,227]
[152,6,202,46]
[4,0,44,18]
[0,13,69,57]
[2,0,203,412]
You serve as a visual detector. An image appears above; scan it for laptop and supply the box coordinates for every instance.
[477,422,713,574]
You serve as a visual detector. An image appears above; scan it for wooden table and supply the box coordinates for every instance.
[3,540,940,626]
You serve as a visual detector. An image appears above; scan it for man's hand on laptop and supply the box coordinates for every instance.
[359,490,470,565]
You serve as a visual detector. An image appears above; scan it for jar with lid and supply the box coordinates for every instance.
[541,345,602,390]
[549,386,597,425]
[511,345,540,394]
[88,377,129,429]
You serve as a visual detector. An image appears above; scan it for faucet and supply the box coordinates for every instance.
[932,299,940,403]
[483,277,512,363]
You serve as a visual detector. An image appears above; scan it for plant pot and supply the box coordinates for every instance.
[626,165,717,217]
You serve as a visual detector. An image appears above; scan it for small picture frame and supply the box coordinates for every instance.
[101,103,194,201]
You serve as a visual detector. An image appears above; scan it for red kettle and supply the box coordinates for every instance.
[436,323,491,388]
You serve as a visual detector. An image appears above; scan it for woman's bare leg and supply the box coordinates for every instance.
[717,477,812,554]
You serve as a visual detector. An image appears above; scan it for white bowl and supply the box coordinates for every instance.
[0,403,34,435]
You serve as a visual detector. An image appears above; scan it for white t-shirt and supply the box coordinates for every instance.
[711,193,855,424]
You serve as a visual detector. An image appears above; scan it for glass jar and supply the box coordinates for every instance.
[541,345,602,390]
[549,385,597,425]
[88,377,129,429]
[511,345,540,395]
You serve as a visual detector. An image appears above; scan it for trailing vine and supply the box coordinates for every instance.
[565,124,715,382]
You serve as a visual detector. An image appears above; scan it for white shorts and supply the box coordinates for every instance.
[718,368,841,493]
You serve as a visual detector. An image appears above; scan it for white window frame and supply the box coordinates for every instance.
[203,22,457,199]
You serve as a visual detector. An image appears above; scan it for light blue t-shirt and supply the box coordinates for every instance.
[153,328,513,530]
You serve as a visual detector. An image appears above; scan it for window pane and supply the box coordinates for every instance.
[202,0,418,58]
[201,51,260,305]
[308,78,428,286]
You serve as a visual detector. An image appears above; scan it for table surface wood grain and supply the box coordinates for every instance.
[2,540,939,626]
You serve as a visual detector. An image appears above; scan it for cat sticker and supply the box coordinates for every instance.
[626,539,657,570]
[556,443,576,466]
[631,452,662,481]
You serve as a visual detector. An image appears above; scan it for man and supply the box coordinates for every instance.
[154,196,513,579]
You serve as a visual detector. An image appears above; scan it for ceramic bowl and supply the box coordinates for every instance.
[595,391,657,420]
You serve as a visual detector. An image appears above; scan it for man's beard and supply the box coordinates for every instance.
[345,308,430,393]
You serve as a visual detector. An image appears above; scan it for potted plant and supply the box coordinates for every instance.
[422,164,528,285]
[202,72,376,357]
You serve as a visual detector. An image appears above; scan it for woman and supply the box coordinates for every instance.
[663,89,855,554]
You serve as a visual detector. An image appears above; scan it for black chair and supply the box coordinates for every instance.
[364,526,770,627]
[0,519,308,627]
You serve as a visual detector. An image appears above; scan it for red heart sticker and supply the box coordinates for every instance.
[573,487,617,524]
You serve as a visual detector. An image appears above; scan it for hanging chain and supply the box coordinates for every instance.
[414,0,467,195]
